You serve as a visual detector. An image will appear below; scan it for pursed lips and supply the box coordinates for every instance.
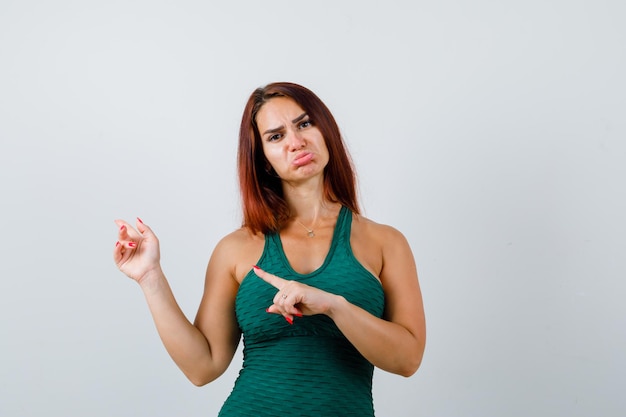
[292,152,314,167]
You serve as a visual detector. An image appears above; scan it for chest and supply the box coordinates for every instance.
[280,222,383,279]
[279,230,333,275]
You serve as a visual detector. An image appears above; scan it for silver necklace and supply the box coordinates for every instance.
[294,219,315,238]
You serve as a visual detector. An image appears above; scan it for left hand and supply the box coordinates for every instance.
[252,266,339,324]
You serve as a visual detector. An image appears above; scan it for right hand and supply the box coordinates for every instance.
[113,218,161,284]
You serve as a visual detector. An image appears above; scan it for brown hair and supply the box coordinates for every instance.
[238,82,359,234]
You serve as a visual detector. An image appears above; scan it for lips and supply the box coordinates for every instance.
[292,152,314,167]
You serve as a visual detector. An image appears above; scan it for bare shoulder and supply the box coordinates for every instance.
[209,227,265,283]
[353,213,420,315]
[215,227,262,252]
[352,214,409,247]
[350,214,411,279]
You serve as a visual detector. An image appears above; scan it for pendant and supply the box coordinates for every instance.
[307,231,315,238]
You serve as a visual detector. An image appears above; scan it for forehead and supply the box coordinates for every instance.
[256,97,305,130]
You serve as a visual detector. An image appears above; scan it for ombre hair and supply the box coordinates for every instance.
[238,82,359,234]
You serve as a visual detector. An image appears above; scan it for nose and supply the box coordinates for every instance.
[287,129,306,151]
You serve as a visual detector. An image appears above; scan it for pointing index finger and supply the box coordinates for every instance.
[252,265,286,289]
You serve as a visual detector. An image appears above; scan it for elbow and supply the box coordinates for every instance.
[382,353,423,377]
[399,356,422,377]
[184,365,222,387]
[182,349,235,387]
[188,372,218,387]
[191,379,209,387]
[397,343,425,377]
[189,376,209,387]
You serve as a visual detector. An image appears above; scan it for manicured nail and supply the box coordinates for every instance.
[120,225,126,231]
[128,242,136,248]
[294,313,303,318]
[284,316,293,325]
[137,217,143,224]
[253,265,260,270]
[116,241,120,247]
[265,308,271,313]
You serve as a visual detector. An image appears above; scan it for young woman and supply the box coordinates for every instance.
[113,82,426,416]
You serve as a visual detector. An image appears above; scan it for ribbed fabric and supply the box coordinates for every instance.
[218,206,385,416]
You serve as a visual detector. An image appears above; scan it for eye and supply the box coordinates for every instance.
[298,120,312,129]
[267,133,282,142]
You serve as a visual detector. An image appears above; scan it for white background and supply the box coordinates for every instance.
[1,1,625,416]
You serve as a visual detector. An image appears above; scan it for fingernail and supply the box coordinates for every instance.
[284,316,293,325]
[137,217,143,224]
[294,313,303,318]
[253,265,260,270]
[128,242,136,248]
[120,225,126,231]
[116,241,120,247]
[265,308,271,313]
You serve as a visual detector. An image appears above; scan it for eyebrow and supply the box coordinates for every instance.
[262,112,308,136]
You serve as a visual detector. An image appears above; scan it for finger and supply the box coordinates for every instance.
[114,219,129,230]
[269,291,304,316]
[265,306,295,325]
[114,219,141,248]
[113,240,124,263]
[114,219,143,238]
[113,240,135,263]
[273,291,288,306]
[113,236,134,259]
[114,219,131,240]
[252,265,287,290]
[135,217,155,237]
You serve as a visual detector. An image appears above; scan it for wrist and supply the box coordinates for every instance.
[137,265,165,291]
[325,294,347,319]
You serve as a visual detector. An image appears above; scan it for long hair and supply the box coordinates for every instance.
[237,82,360,234]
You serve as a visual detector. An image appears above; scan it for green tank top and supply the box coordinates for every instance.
[218,206,385,416]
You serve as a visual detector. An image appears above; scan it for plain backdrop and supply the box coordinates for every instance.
[1,1,625,416]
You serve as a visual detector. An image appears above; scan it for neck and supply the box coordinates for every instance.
[286,195,328,224]
[282,175,328,223]
[287,199,340,238]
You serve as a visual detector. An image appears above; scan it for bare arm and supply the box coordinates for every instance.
[327,227,425,376]
[113,219,241,386]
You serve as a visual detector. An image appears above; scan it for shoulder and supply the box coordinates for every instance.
[352,213,409,248]
[353,214,419,305]
[215,226,263,251]
[210,227,265,283]
[350,213,411,278]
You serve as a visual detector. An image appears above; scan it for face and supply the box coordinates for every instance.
[255,97,329,182]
